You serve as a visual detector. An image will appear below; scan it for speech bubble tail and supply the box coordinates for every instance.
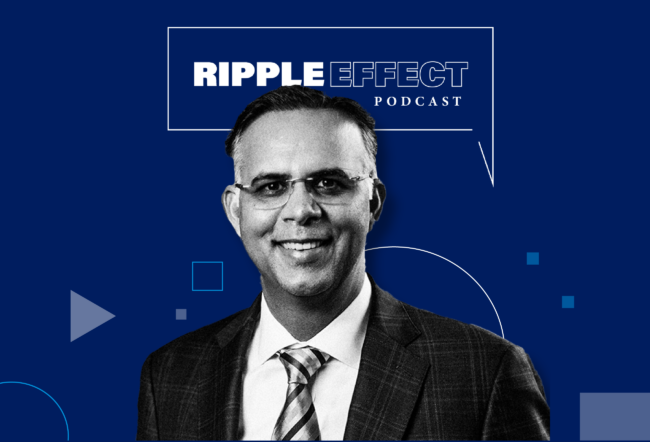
[478,141,494,187]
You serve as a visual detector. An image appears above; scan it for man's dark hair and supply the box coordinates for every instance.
[225,86,378,179]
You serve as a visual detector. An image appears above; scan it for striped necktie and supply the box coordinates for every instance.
[272,346,331,441]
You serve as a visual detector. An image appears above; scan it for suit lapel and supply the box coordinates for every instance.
[344,282,430,440]
[198,296,261,440]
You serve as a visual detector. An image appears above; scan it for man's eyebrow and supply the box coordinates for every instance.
[250,168,352,182]
[308,168,351,177]
[250,173,291,185]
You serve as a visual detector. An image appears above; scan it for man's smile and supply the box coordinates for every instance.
[272,238,334,262]
[274,237,332,250]
[280,241,324,251]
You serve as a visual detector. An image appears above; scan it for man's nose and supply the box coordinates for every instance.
[280,182,322,224]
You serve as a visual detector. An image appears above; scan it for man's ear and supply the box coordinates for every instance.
[222,185,242,238]
[368,178,386,231]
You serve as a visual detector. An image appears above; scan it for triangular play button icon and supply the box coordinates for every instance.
[70,290,115,342]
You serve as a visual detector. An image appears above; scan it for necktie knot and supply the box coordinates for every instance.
[277,346,330,385]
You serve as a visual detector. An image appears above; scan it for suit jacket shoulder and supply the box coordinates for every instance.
[403,300,529,379]
[357,284,550,440]
[137,299,261,441]
[145,308,246,371]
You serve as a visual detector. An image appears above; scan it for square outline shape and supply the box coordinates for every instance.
[527,252,539,265]
[562,296,574,309]
[176,309,187,320]
[192,261,224,292]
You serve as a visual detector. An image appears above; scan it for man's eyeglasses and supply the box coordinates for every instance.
[235,169,377,210]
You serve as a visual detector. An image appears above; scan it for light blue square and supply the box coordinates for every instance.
[581,393,650,440]
[562,296,574,309]
[527,252,539,265]
[176,309,187,320]
[192,261,224,291]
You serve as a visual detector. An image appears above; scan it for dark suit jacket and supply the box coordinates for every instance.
[137,279,550,440]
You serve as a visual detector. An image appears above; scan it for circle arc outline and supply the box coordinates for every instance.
[0,381,70,440]
[365,246,504,338]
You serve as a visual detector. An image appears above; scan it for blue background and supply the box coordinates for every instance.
[1,2,649,441]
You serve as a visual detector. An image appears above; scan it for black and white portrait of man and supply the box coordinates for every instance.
[137,86,550,441]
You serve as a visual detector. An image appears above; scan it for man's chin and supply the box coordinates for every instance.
[263,270,334,298]
[280,278,331,298]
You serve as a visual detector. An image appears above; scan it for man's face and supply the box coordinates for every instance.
[224,109,378,299]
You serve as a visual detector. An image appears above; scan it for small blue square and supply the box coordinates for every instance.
[192,261,223,291]
[562,296,574,309]
[527,252,539,265]
[176,309,187,320]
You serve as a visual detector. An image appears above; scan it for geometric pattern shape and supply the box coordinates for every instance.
[580,393,650,440]
[527,252,539,265]
[192,261,223,291]
[70,290,115,342]
[366,246,504,338]
[562,296,575,309]
[0,382,70,440]
[176,309,187,320]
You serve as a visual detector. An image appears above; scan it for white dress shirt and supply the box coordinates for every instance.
[240,274,372,441]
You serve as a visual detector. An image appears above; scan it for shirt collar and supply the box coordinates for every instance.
[251,274,371,370]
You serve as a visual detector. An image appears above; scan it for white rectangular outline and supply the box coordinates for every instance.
[168,27,494,182]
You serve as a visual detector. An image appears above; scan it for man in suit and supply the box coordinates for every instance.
[137,86,550,440]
